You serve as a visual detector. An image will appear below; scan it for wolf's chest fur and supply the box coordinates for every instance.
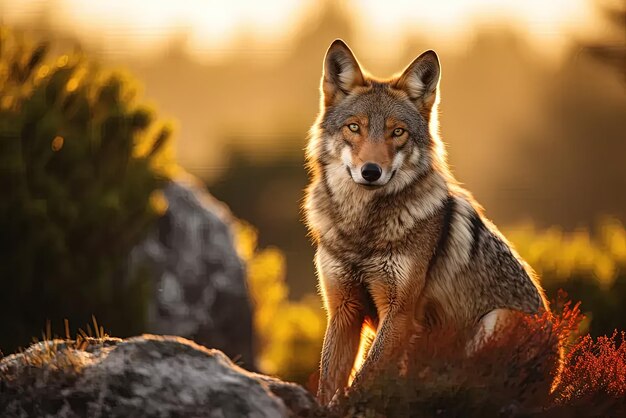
[308,168,446,243]
[309,177,443,291]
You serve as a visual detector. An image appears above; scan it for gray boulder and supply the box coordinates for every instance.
[0,335,326,418]
[129,178,255,370]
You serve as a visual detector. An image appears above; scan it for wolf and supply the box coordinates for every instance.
[304,39,552,405]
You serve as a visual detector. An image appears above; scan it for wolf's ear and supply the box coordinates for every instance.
[322,39,366,107]
[395,50,440,114]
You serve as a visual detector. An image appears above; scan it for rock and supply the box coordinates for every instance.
[0,335,326,418]
[129,177,256,370]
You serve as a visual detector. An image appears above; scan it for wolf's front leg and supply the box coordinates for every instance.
[317,282,366,405]
[351,304,410,390]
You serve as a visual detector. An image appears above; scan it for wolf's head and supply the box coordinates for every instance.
[308,39,446,195]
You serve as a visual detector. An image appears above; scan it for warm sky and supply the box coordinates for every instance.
[1,0,602,62]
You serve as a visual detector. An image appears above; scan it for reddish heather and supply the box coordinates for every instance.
[333,292,626,417]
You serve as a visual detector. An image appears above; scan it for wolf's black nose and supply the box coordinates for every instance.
[361,163,382,182]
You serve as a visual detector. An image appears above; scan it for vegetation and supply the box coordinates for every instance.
[0,28,175,354]
[506,218,626,336]
[334,298,626,417]
[234,222,324,384]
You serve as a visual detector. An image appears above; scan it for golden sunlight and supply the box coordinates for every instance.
[1,0,316,60]
[0,0,600,62]
[353,0,598,59]
[350,323,377,386]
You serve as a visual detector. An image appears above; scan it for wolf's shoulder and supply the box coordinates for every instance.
[441,187,529,278]
[453,192,545,312]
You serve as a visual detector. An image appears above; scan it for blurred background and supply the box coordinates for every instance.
[0,0,624,385]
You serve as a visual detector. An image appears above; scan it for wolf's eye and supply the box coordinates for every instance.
[348,123,360,133]
[392,128,405,137]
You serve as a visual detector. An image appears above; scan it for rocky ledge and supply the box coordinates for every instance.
[0,335,326,418]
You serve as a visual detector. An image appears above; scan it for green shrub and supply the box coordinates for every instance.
[506,218,626,336]
[234,222,325,383]
[0,28,174,355]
